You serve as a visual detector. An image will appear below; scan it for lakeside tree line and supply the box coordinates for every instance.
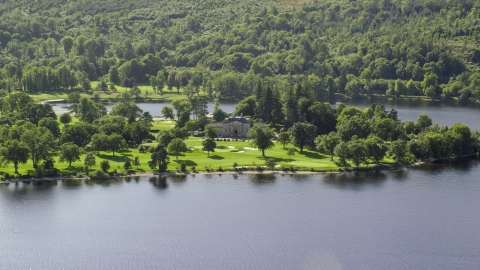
[0,87,477,175]
[0,0,478,101]
[239,96,480,168]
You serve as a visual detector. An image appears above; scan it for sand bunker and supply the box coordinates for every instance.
[227,146,235,149]
[243,147,258,150]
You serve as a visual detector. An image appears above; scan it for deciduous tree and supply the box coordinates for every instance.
[59,142,82,167]
[167,138,188,159]
[202,138,216,157]
[0,139,30,174]
[289,122,315,152]
[247,125,275,156]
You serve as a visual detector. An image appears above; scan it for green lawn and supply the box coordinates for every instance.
[150,120,176,132]
[27,81,206,103]
[180,138,342,171]
[0,138,342,177]
[0,119,394,177]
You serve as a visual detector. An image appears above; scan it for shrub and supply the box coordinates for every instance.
[4,173,9,179]
[100,160,110,173]
[265,159,277,170]
[90,169,109,180]
[180,162,186,172]
[233,162,238,168]
[138,144,146,153]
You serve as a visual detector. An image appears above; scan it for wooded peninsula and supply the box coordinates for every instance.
[0,0,479,179]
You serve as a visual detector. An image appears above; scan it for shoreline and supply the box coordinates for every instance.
[4,154,478,184]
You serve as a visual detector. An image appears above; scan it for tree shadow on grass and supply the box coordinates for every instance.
[61,166,85,173]
[208,155,224,160]
[173,160,197,166]
[97,154,130,162]
[256,156,294,163]
[299,151,326,159]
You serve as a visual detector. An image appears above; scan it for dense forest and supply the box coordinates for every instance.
[0,0,478,102]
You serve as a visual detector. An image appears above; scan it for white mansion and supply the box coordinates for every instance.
[208,115,255,138]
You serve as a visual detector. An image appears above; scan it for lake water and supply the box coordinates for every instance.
[52,99,480,130]
[1,160,480,269]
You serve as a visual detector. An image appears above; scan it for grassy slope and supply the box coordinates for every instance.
[29,83,205,103]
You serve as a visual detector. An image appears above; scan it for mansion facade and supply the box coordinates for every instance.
[208,115,254,138]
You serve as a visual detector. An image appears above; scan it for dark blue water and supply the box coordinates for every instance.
[1,160,480,269]
[52,99,480,130]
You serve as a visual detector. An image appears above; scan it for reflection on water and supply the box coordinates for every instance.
[149,176,168,189]
[249,173,276,184]
[323,171,388,190]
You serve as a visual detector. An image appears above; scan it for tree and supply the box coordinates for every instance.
[84,153,96,172]
[59,142,81,167]
[110,102,143,123]
[161,106,175,120]
[167,138,188,159]
[289,122,315,152]
[422,72,438,99]
[125,121,151,144]
[100,160,110,173]
[148,144,169,172]
[277,132,291,148]
[415,114,432,133]
[389,140,408,163]
[0,140,29,174]
[90,134,109,154]
[59,113,72,125]
[374,118,403,141]
[287,148,296,159]
[334,142,350,166]
[347,138,368,169]
[365,136,388,165]
[38,117,61,138]
[106,133,127,156]
[124,161,132,171]
[316,132,340,161]
[212,109,229,122]
[132,156,140,168]
[61,36,74,56]
[60,124,91,147]
[109,66,120,84]
[205,125,219,139]
[336,115,372,141]
[76,97,105,123]
[265,159,277,170]
[202,138,216,157]
[140,112,154,126]
[21,127,57,169]
[247,125,275,156]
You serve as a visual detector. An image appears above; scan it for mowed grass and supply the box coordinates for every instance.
[0,137,341,177]
[0,119,394,177]
[26,81,204,103]
[150,120,176,132]
[178,138,341,171]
